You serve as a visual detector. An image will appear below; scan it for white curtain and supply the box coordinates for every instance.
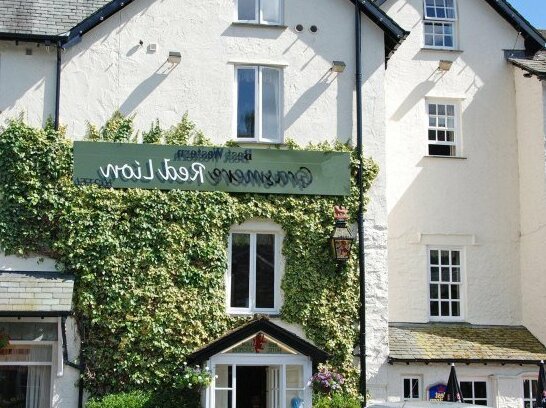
[25,366,50,408]
[261,68,280,141]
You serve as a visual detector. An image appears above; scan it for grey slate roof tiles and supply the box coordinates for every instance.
[0,0,112,36]
[389,323,546,363]
[0,271,74,312]
[509,50,546,78]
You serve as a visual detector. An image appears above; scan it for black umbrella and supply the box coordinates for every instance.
[537,360,546,408]
[443,363,464,403]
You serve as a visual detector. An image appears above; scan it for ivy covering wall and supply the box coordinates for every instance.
[0,114,378,397]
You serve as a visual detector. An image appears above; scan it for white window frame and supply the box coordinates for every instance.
[226,221,284,314]
[0,340,55,408]
[234,65,283,143]
[427,246,464,321]
[523,377,539,408]
[460,379,489,406]
[235,0,284,25]
[426,99,462,157]
[402,376,422,401]
[207,354,311,408]
[423,0,457,49]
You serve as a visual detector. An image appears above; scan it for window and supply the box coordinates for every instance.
[236,66,282,143]
[427,101,459,157]
[523,379,538,408]
[227,222,282,313]
[429,248,462,319]
[403,377,421,400]
[461,381,488,405]
[0,345,53,408]
[236,0,283,25]
[423,0,457,49]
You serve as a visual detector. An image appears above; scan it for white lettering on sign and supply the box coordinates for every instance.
[99,159,205,184]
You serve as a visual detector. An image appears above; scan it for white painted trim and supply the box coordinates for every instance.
[226,221,284,314]
[56,317,63,377]
[427,246,466,322]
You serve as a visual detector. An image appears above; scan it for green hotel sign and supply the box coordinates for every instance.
[73,142,351,196]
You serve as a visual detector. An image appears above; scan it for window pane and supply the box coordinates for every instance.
[215,365,232,388]
[0,366,51,408]
[430,284,439,299]
[475,382,487,398]
[451,285,460,300]
[441,267,450,282]
[429,144,452,156]
[412,379,419,398]
[404,378,411,399]
[0,345,52,363]
[231,233,250,308]
[237,69,256,139]
[256,234,275,308]
[524,380,530,398]
[451,251,460,265]
[261,68,281,141]
[215,390,233,408]
[441,251,449,264]
[261,0,281,23]
[461,382,472,399]
[452,267,460,282]
[286,390,304,408]
[428,129,436,140]
[286,365,303,388]
[431,267,439,281]
[430,301,439,316]
[440,284,449,299]
[430,250,439,265]
[238,0,256,21]
[441,301,450,316]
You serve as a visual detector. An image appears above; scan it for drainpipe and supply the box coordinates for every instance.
[354,1,367,407]
[54,41,62,130]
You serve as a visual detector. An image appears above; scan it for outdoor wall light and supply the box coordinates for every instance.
[167,51,182,64]
[331,61,347,73]
[438,60,453,71]
[331,206,354,263]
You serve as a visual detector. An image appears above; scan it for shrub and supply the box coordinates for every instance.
[85,389,200,408]
[313,392,362,408]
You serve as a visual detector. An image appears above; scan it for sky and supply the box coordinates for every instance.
[507,0,546,30]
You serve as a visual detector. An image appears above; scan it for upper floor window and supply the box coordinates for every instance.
[403,377,421,400]
[236,66,282,143]
[227,221,283,314]
[523,379,538,408]
[423,0,457,49]
[461,381,488,405]
[237,0,283,25]
[427,100,460,157]
[429,248,462,319]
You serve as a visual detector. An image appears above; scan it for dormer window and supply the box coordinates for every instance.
[423,0,457,49]
[237,0,282,25]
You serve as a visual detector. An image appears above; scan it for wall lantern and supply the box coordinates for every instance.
[168,51,182,64]
[331,206,354,263]
[331,61,347,73]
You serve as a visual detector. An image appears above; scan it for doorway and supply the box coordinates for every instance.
[236,366,267,408]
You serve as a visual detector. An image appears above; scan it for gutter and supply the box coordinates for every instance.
[388,357,546,366]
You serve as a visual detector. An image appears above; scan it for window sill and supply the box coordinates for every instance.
[421,47,463,53]
[227,311,280,317]
[424,155,467,160]
[230,140,287,148]
[232,22,288,30]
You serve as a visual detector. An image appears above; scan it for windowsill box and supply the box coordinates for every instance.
[421,47,463,53]
[425,155,467,160]
[232,22,288,30]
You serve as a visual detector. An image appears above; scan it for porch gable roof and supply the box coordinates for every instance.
[188,317,329,364]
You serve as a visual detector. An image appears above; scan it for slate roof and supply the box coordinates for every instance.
[0,0,111,36]
[389,323,546,364]
[0,271,74,315]
[509,50,546,78]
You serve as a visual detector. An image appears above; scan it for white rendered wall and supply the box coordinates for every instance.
[381,363,537,408]
[382,0,524,325]
[0,0,390,392]
[515,69,546,346]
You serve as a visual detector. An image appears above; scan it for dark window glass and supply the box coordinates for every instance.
[430,250,439,265]
[404,378,411,399]
[452,302,460,316]
[237,69,256,139]
[412,379,419,398]
[475,382,487,398]
[441,301,450,316]
[430,284,439,299]
[431,267,439,281]
[238,0,256,21]
[255,234,275,308]
[429,144,452,156]
[461,382,473,399]
[524,380,530,399]
[430,301,439,316]
[231,233,250,307]
[0,366,51,408]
